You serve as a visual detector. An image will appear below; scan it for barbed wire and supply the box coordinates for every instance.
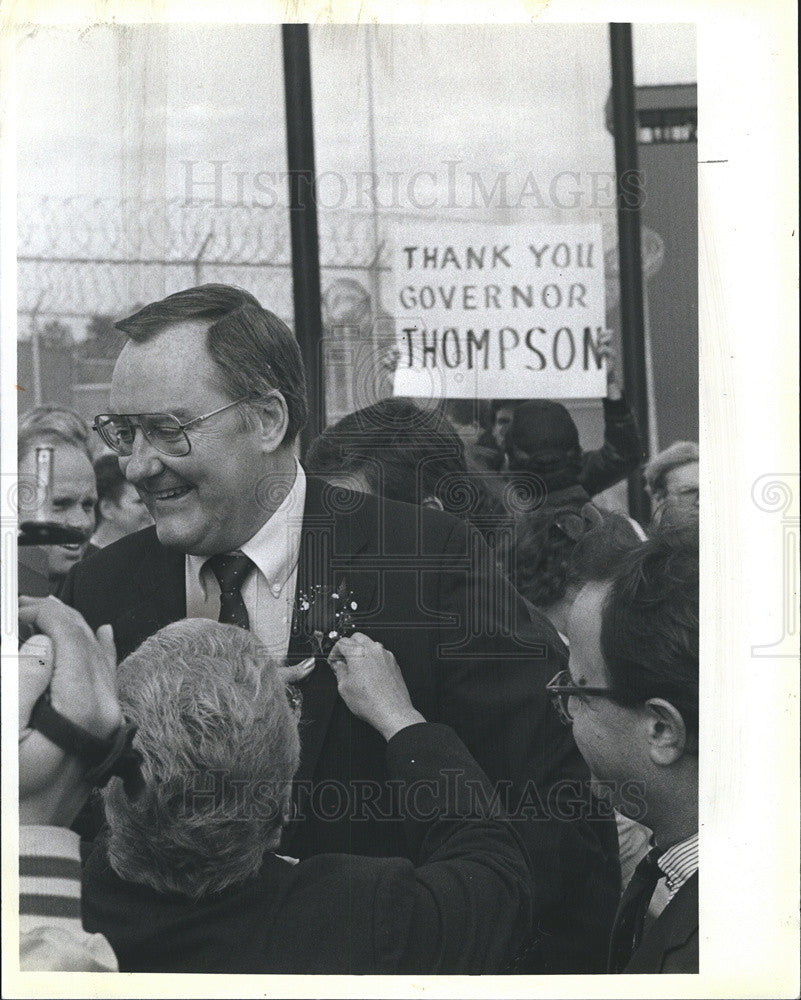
[17,194,660,338]
[17,195,392,334]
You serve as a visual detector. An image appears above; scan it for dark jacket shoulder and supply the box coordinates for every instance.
[57,526,182,638]
[626,873,699,974]
[60,525,162,591]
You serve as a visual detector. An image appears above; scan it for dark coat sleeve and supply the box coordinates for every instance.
[579,394,644,497]
[371,723,533,973]
[81,723,532,975]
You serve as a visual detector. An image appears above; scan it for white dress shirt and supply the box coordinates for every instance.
[185,461,306,659]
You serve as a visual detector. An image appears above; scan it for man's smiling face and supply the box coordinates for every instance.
[110,321,272,556]
[18,442,97,578]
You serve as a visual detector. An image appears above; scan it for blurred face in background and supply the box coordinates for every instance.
[18,442,97,579]
[450,419,481,447]
[101,480,154,538]
[654,461,699,526]
[663,461,699,507]
[492,406,514,448]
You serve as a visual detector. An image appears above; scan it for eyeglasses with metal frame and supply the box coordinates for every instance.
[92,397,249,457]
[545,668,617,725]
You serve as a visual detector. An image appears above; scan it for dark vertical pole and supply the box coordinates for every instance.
[609,23,651,523]
[282,23,324,454]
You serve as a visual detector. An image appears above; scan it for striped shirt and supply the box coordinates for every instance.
[20,825,117,971]
[657,832,699,900]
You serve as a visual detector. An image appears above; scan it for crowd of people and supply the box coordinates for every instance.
[17,283,700,975]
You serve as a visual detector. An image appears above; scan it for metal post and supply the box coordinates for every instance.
[609,23,651,524]
[364,26,382,354]
[30,290,46,406]
[282,23,324,454]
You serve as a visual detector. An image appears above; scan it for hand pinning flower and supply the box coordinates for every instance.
[293,580,358,658]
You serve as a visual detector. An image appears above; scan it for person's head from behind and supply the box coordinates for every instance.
[306,398,494,520]
[18,407,98,580]
[103,619,301,900]
[93,454,153,544]
[510,506,641,630]
[504,400,583,492]
[644,441,699,524]
[102,284,308,556]
[557,526,698,822]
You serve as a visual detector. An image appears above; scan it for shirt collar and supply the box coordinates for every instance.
[656,831,698,895]
[188,461,306,596]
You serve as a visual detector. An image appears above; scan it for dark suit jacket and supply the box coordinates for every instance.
[623,874,699,974]
[60,475,620,972]
[82,723,533,974]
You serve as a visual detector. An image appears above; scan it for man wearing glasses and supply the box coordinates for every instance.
[58,283,620,973]
[546,524,699,973]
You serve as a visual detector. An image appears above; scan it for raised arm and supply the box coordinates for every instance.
[327,634,533,972]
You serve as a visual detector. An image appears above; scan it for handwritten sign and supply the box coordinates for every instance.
[391,222,607,399]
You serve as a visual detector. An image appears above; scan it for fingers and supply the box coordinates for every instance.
[95,624,118,671]
[329,633,371,663]
[19,633,52,663]
[328,633,384,687]
[278,657,316,684]
[20,600,123,739]
[349,632,373,645]
[19,635,54,730]
[18,596,97,642]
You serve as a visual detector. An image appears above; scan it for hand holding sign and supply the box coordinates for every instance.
[597,328,623,401]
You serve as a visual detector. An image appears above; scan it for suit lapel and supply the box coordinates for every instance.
[287,477,378,786]
[111,530,185,658]
[116,486,378,786]
[287,477,378,661]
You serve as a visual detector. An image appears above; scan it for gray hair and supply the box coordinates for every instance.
[103,619,301,901]
[643,441,699,501]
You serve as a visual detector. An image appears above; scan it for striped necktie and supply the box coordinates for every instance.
[204,551,255,630]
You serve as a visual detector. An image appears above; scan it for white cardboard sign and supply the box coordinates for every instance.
[391,222,607,399]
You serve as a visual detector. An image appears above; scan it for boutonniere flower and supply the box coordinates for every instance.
[292,578,358,658]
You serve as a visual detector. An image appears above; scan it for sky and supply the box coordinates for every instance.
[13,23,696,327]
[15,23,695,204]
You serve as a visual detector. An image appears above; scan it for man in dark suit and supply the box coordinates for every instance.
[547,523,698,973]
[60,283,619,972]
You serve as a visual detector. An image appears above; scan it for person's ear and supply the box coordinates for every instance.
[254,393,290,453]
[643,698,687,765]
[98,497,116,524]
